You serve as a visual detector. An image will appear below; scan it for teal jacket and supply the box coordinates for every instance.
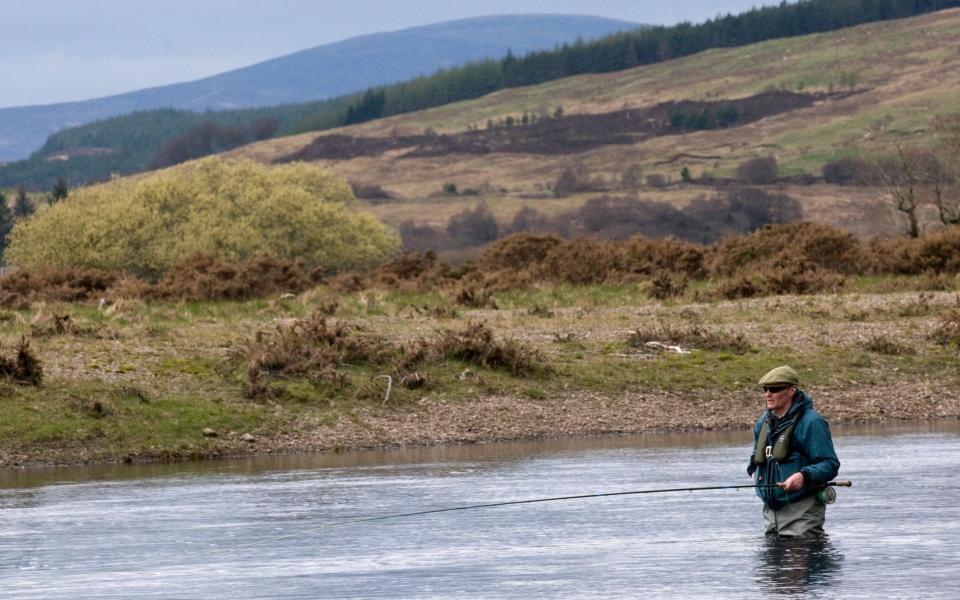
[747,390,840,510]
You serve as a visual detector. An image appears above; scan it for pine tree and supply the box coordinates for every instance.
[13,187,34,219]
[49,178,69,204]
[0,191,14,258]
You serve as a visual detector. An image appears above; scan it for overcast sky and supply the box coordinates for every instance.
[0,1,782,109]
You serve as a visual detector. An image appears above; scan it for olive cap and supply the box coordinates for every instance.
[759,365,799,387]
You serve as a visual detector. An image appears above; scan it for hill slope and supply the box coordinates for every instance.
[230,8,960,240]
[0,15,636,162]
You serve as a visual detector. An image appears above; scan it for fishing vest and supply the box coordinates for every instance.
[752,414,797,466]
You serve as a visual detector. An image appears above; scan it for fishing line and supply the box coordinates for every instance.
[215,480,852,552]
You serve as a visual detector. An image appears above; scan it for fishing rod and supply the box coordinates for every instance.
[333,480,854,524]
[221,480,852,551]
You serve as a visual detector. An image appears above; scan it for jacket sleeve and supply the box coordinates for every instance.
[798,415,840,484]
[747,417,762,476]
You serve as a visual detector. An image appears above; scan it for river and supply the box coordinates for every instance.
[1,421,958,599]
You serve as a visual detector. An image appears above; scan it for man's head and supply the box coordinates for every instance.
[759,365,799,416]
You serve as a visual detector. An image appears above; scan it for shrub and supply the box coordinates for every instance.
[822,157,869,185]
[5,157,399,277]
[541,238,623,284]
[505,207,562,236]
[622,237,708,279]
[736,156,778,184]
[477,233,564,273]
[720,261,843,299]
[867,236,918,275]
[757,258,846,295]
[368,251,439,287]
[647,272,689,300]
[692,188,802,237]
[621,164,643,189]
[575,196,700,240]
[30,312,104,338]
[399,221,450,252]
[913,226,960,273]
[432,321,544,375]
[0,337,43,385]
[861,335,915,355]
[446,202,499,246]
[451,283,498,308]
[669,110,716,131]
[870,226,960,274]
[349,181,394,202]
[554,167,582,198]
[243,313,395,398]
[711,222,866,277]
[931,310,960,349]
[0,267,120,307]
[150,254,313,301]
[628,324,751,354]
[645,174,669,188]
[242,315,543,398]
[716,273,762,299]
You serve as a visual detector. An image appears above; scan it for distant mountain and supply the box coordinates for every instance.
[0,15,637,161]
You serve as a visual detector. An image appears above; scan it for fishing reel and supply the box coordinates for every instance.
[818,486,837,505]
[817,479,852,504]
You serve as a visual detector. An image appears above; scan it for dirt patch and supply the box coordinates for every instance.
[279,91,846,162]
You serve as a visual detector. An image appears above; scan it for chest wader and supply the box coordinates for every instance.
[753,416,798,537]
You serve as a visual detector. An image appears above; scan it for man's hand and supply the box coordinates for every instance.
[779,472,805,492]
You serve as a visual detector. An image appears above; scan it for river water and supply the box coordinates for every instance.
[1,421,958,599]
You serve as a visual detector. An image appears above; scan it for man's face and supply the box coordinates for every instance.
[763,384,794,416]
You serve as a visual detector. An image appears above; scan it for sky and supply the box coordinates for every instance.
[0,1,783,109]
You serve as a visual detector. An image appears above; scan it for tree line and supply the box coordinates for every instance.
[0,104,326,191]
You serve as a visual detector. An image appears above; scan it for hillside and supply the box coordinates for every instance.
[227,9,960,241]
[0,15,636,162]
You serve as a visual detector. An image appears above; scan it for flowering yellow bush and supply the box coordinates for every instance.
[5,157,399,276]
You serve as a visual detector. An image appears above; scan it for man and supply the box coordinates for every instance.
[747,365,840,538]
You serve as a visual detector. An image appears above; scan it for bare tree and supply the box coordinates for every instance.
[870,144,923,238]
[930,114,960,225]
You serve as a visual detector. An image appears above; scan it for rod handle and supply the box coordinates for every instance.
[828,480,853,487]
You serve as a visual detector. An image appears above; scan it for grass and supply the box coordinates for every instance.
[1,275,957,466]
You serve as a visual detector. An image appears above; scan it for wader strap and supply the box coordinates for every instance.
[753,417,771,466]
[752,416,797,465]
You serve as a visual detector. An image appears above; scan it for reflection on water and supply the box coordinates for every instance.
[755,536,844,595]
